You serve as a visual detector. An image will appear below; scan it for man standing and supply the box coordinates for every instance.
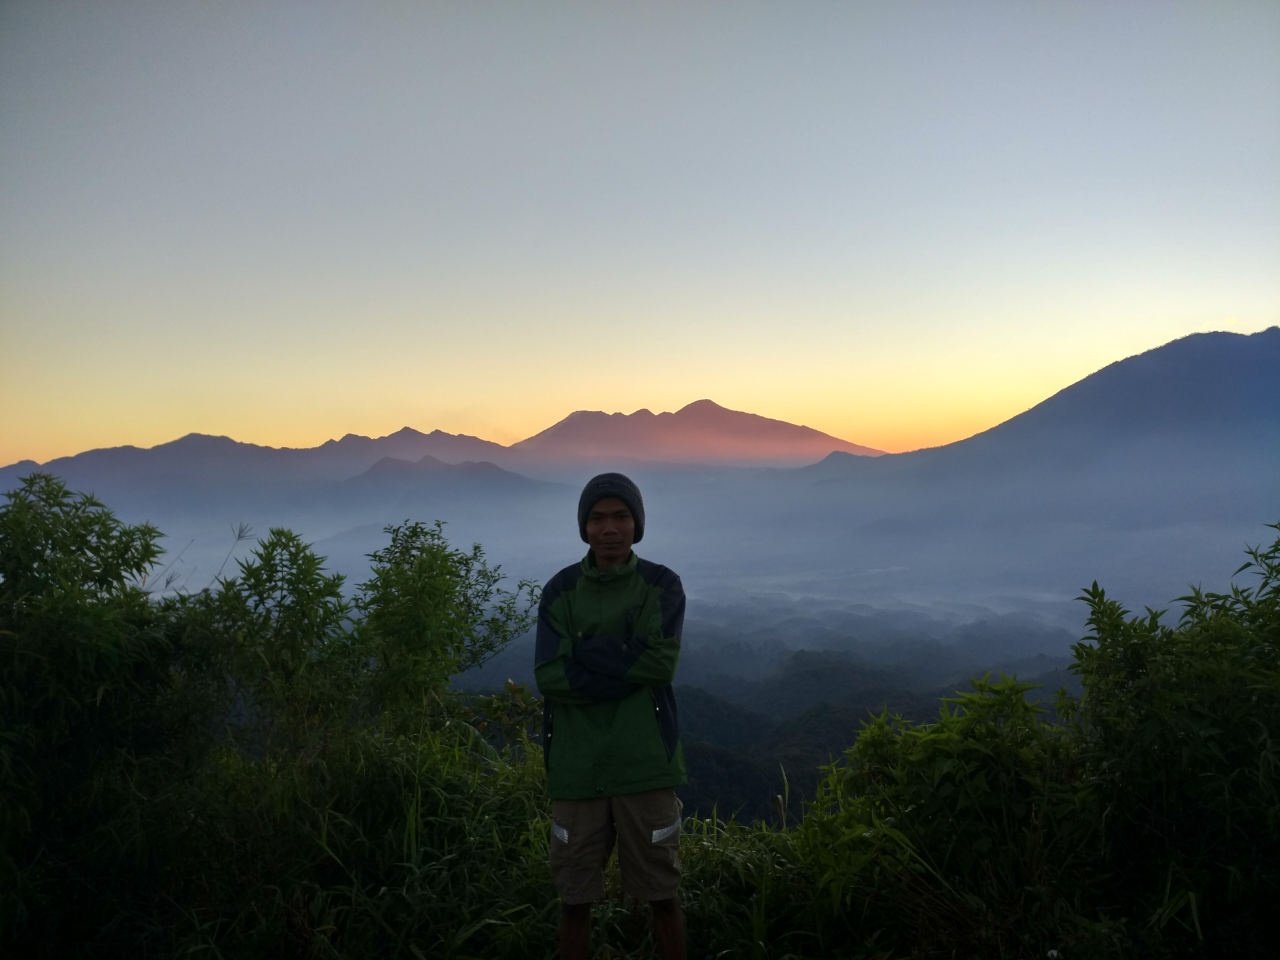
[535,473,687,960]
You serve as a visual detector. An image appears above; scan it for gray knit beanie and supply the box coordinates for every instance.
[577,473,645,544]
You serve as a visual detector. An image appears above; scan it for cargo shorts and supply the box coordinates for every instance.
[549,787,683,904]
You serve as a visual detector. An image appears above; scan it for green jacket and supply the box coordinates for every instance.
[534,551,686,800]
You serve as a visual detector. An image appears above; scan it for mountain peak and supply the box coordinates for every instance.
[677,399,726,413]
[511,400,882,464]
[973,326,1280,450]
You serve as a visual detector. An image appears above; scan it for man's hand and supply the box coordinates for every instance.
[572,633,647,679]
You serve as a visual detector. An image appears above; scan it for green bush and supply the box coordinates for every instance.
[787,527,1280,959]
[796,678,1113,958]
[1072,528,1280,954]
[0,475,174,941]
[1,476,547,956]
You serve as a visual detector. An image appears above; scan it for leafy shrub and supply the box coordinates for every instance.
[796,678,1113,958]
[165,520,539,754]
[1072,527,1280,954]
[789,528,1280,959]
[0,475,174,940]
[1,477,545,956]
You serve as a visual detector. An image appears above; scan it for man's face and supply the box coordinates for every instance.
[585,496,635,568]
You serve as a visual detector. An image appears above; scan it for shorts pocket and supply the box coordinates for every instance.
[650,817,681,844]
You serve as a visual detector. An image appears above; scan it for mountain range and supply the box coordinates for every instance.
[508,400,883,463]
[0,399,877,493]
[2,328,1276,626]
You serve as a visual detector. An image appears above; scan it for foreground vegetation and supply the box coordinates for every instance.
[2,474,1277,958]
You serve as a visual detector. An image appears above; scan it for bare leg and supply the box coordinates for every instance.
[559,901,592,960]
[651,895,686,960]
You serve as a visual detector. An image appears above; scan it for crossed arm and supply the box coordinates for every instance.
[534,584,685,704]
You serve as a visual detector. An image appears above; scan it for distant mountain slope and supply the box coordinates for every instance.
[963,327,1280,457]
[804,327,1280,484]
[0,427,510,496]
[352,454,527,483]
[741,328,1280,604]
[510,399,883,464]
[341,455,549,499]
[311,428,509,474]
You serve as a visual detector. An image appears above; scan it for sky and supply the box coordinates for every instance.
[1,0,1277,466]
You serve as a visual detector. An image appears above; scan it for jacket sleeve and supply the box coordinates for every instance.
[625,573,684,686]
[533,590,638,704]
[569,574,685,687]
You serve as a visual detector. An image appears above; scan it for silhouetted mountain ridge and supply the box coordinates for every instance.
[341,456,550,498]
[316,428,508,470]
[511,399,883,464]
[805,327,1279,482]
[2,400,880,487]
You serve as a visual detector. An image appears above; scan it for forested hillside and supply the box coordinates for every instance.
[3,474,1278,958]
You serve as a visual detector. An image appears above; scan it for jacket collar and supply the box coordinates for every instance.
[581,550,638,582]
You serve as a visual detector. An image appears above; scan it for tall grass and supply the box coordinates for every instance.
[154,721,558,957]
